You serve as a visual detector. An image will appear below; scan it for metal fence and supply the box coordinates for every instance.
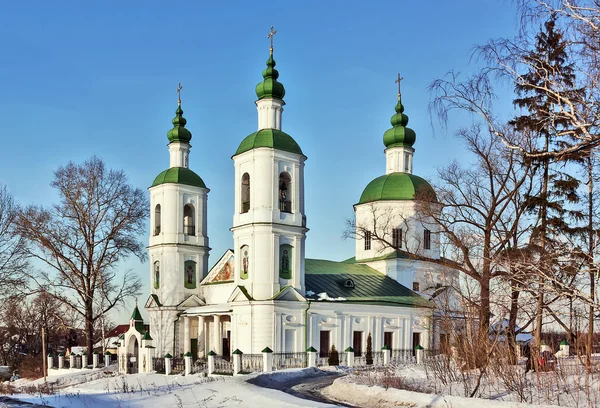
[171,357,185,374]
[74,355,83,369]
[272,352,306,369]
[152,357,165,374]
[240,354,263,374]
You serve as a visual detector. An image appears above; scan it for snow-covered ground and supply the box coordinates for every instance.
[5,367,339,407]
[4,363,598,407]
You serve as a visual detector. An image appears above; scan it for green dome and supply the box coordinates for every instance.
[255,52,286,100]
[167,104,192,144]
[359,173,436,204]
[383,99,416,148]
[234,129,303,156]
[151,167,207,188]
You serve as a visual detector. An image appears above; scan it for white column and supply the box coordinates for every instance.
[92,353,99,369]
[374,317,382,350]
[214,315,222,355]
[404,317,413,349]
[183,316,191,354]
[184,353,192,375]
[165,355,172,375]
[346,350,354,367]
[198,316,205,358]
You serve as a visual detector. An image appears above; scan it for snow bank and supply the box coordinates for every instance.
[249,367,329,387]
[322,376,563,408]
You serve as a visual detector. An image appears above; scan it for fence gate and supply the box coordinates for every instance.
[127,353,138,374]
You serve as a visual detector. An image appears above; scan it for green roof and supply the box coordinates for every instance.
[255,51,285,101]
[359,172,436,204]
[305,258,430,307]
[131,306,143,321]
[383,98,416,148]
[167,104,192,144]
[151,167,207,189]
[234,129,303,157]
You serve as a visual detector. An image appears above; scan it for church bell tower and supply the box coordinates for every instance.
[231,27,308,300]
[146,85,210,355]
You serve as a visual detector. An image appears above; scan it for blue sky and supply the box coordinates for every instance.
[0,1,520,323]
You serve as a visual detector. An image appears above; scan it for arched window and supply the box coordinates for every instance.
[154,261,160,289]
[184,260,197,289]
[280,244,293,279]
[183,204,195,236]
[241,173,250,213]
[241,245,249,280]
[154,204,161,235]
[279,172,292,213]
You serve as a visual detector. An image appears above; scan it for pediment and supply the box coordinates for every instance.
[145,294,162,308]
[201,249,235,284]
[178,294,206,308]
[273,286,306,302]
[227,286,253,303]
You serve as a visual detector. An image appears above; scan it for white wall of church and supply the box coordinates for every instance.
[231,147,307,300]
[354,201,440,262]
[149,183,209,307]
[307,303,431,353]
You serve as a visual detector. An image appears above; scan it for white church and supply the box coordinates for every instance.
[122,32,453,364]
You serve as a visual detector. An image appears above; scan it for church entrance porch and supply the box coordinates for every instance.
[181,313,232,359]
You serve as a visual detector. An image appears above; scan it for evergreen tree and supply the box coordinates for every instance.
[328,345,339,366]
[366,333,373,365]
[510,14,583,346]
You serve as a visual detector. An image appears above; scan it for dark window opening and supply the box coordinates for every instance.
[384,332,393,350]
[183,204,195,236]
[424,229,431,250]
[344,279,355,288]
[412,282,420,291]
[154,204,161,235]
[241,173,250,213]
[319,331,330,358]
[279,172,292,213]
[353,331,363,357]
[392,228,402,249]
[364,231,371,251]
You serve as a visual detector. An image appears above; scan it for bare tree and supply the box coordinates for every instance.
[0,185,27,298]
[15,156,148,361]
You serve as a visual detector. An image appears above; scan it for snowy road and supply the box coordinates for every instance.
[0,397,49,407]
[257,372,357,407]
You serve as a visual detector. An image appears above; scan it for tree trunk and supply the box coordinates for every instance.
[534,139,550,348]
[587,155,594,365]
[507,280,520,364]
[86,303,94,366]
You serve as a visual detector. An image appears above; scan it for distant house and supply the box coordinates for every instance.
[489,318,532,344]
[95,324,149,354]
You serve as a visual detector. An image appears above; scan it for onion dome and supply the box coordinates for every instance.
[234,129,303,157]
[255,51,286,101]
[358,173,436,204]
[383,98,416,148]
[151,167,207,189]
[167,104,192,144]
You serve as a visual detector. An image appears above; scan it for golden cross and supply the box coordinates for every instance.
[268,26,277,51]
[395,73,404,100]
[177,82,183,105]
